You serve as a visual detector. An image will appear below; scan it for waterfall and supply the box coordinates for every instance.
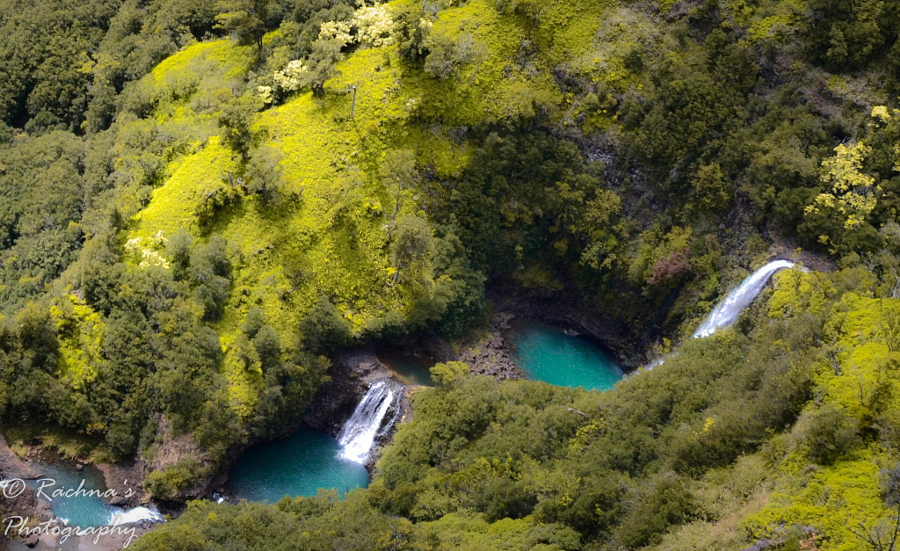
[108,506,164,525]
[337,380,403,464]
[640,260,800,371]
[692,259,797,339]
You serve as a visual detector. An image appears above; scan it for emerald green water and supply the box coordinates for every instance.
[512,320,623,391]
[378,348,434,386]
[23,460,117,527]
[228,426,369,502]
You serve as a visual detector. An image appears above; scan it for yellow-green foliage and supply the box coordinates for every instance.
[649,456,773,551]
[807,142,880,236]
[416,513,577,550]
[4,428,109,463]
[404,126,472,180]
[399,0,561,126]
[745,0,806,43]
[741,285,900,549]
[653,272,900,550]
[121,0,613,420]
[133,138,238,239]
[557,5,663,132]
[148,40,255,123]
[768,269,837,320]
[743,453,889,551]
[820,293,900,420]
[359,0,617,129]
[567,6,660,90]
[49,294,105,390]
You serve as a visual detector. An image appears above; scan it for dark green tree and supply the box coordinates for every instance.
[390,215,434,284]
[299,295,351,353]
[215,0,270,57]
[217,96,260,162]
[244,146,287,203]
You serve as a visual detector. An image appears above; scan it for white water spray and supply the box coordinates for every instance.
[692,259,797,339]
[337,380,403,464]
[641,259,801,370]
[108,506,165,525]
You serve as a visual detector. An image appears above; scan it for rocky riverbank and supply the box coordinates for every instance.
[0,433,40,481]
[4,521,159,551]
[0,432,168,550]
[94,461,147,509]
[481,290,644,370]
[455,313,525,380]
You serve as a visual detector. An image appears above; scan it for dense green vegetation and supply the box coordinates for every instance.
[133,268,900,549]
[1,0,900,546]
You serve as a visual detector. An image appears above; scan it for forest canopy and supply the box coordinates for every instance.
[1,0,900,547]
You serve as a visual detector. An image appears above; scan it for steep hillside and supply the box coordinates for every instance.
[1,0,900,546]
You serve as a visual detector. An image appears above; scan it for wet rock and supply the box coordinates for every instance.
[419,334,455,362]
[483,291,641,369]
[363,384,416,475]
[304,347,393,436]
[2,481,40,519]
[24,533,39,548]
[456,313,525,380]
[97,461,147,508]
[0,432,40,479]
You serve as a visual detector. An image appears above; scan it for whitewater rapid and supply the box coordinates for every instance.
[108,506,164,525]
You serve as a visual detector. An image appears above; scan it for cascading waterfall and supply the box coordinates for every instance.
[108,506,165,525]
[337,380,403,464]
[692,259,797,339]
[643,259,800,370]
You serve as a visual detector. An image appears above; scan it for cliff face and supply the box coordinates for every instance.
[304,347,395,436]
[140,416,220,501]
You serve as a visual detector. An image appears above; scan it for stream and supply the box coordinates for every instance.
[2,458,163,530]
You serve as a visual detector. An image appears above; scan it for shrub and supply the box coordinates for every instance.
[300,296,352,353]
[243,146,286,203]
[423,31,480,80]
[799,404,862,465]
[144,459,207,500]
[429,361,469,386]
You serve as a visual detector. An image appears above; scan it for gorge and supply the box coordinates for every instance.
[7,258,803,536]
[219,259,795,506]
